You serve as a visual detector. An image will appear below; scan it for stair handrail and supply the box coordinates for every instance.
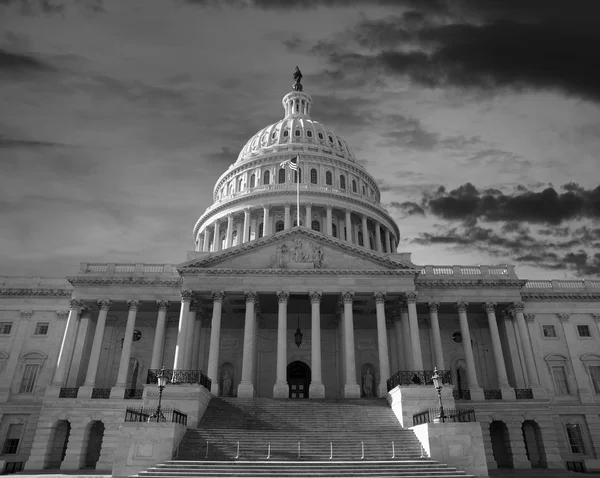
[329,441,333,459]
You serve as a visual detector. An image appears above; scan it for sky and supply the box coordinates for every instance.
[0,0,599,280]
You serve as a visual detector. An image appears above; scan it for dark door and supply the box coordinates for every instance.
[287,361,311,399]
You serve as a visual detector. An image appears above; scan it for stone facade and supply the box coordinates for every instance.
[1,84,600,474]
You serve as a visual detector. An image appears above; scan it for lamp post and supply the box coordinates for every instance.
[431,367,446,423]
[149,366,168,422]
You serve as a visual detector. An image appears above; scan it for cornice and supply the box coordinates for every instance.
[521,292,600,301]
[67,277,182,287]
[180,227,415,272]
[0,288,72,297]
[417,279,526,289]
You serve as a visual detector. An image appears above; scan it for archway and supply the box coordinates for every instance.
[44,420,70,469]
[287,361,311,399]
[83,421,104,469]
[490,421,513,469]
[522,420,547,468]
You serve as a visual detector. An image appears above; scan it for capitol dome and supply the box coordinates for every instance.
[193,73,400,256]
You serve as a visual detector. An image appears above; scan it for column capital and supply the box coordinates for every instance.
[405,291,418,304]
[180,290,194,302]
[398,301,408,313]
[392,310,401,322]
[245,291,258,303]
[227,212,234,219]
[455,301,469,313]
[557,313,569,322]
[190,299,201,311]
[276,291,290,303]
[502,309,514,321]
[525,313,536,323]
[284,202,291,209]
[592,313,600,323]
[244,206,251,213]
[373,292,386,304]
[98,299,112,311]
[262,204,271,210]
[69,299,85,310]
[127,300,141,311]
[326,204,333,211]
[212,291,225,303]
[483,301,497,313]
[308,291,322,303]
[341,291,355,304]
[513,301,525,312]
[156,300,170,311]
[80,307,93,318]
[428,301,440,312]
[56,310,69,320]
[20,310,33,320]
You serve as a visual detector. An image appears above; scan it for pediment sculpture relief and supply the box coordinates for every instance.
[269,238,324,269]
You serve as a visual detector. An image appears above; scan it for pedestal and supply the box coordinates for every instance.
[343,383,361,399]
[110,386,126,399]
[500,386,516,401]
[77,385,94,399]
[309,382,325,399]
[237,382,255,398]
[468,387,485,401]
[273,381,288,399]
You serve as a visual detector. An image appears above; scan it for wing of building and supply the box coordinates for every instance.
[1,79,600,476]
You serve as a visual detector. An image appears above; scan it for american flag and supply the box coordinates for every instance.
[280,154,299,171]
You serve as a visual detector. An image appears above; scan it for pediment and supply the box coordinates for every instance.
[178,227,417,273]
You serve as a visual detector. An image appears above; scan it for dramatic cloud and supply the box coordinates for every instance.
[0,48,55,74]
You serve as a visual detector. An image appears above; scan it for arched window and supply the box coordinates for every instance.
[250,173,255,188]
[358,231,364,246]
[307,130,313,138]
[310,168,318,184]
[362,185,366,195]
[278,168,286,184]
[283,130,289,138]
[238,177,244,191]
[352,179,357,193]
[228,182,234,195]
[295,129,301,137]
[293,168,302,183]
[332,223,337,238]
[275,221,284,232]
[311,220,320,232]
[340,175,346,190]
[258,223,264,238]
[263,170,270,185]
[325,171,332,185]
[318,132,324,141]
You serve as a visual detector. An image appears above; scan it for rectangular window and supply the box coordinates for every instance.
[576,325,591,338]
[2,424,24,455]
[566,424,586,454]
[19,364,39,393]
[34,322,49,336]
[541,324,557,338]
[552,366,570,395]
[590,366,600,394]
[0,322,12,335]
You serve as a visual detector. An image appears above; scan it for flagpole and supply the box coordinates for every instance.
[296,154,300,227]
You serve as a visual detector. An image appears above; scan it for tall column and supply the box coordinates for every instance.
[67,308,92,386]
[326,206,333,236]
[406,292,423,370]
[342,291,360,398]
[273,291,289,398]
[243,207,251,243]
[203,228,210,251]
[183,299,198,370]
[375,222,383,252]
[593,314,600,335]
[213,220,221,251]
[385,229,391,252]
[80,300,111,396]
[207,291,225,395]
[456,301,483,400]
[173,291,192,370]
[262,204,270,236]
[361,216,369,249]
[501,311,526,388]
[284,203,291,230]
[309,291,325,398]
[112,300,140,396]
[392,310,404,370]
[238,291,258,397]
[345,209,352,243]
[150,300,169,370]
[191,312,203,370]
[483,302,512,396]
[52,299,84,386]
[513,302,541,390]
[225,214,234,249]
[374,292,390,397]
[427,302,445,369]
[305,203,312,229]
[400,302,412,369]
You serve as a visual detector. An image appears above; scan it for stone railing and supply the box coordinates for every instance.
[523,279,600,290]
[58,387,79,398]
[412,408,476,426]
[484,389,502,400]
[515,388,533,399]
[147,369,212,391]
[452,389,471,400]
[417,265,517,278]
[124,407,187,426]
[387,369,452,391]
[80,263,178,274]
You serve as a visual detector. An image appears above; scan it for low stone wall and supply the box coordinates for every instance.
[386,385,455,427]
[112,422,187,478]
[411,422,489,477]
[143,383,212,427]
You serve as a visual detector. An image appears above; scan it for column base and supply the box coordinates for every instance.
[77,385,94,399]
[309,382,325,399]
[273,381,289,399]
[237,382,255,398]
[531,386,547,399]
[210,382,220,396]
[468,387,485,401]
[110,386,126,399]
[44,384,62,398]
[546,456,566,469]
[343,383,361,399]
[500,386,516,401]
[377,382,388,398]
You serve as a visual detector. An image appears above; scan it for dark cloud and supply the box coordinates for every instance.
[0,0,104,14]
[0,136,71,149]
[389,201,425,216]
[0,48,55,74]
[185,0,447,10]
[204,146,238,163]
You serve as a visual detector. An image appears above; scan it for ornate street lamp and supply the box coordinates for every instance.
[432,367,446,423]
[149,366,168,422]
[294,298,303,348]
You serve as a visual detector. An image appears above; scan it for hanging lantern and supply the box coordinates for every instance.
[294,297,303,347]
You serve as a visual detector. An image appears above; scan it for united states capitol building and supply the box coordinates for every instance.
[1,73,599,475]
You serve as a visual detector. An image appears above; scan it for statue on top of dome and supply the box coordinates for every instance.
[292,66,303,91]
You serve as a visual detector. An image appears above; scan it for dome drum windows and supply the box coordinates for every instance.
[340,175,346,190]
[310,168,318,184]
[307,130,313,138]
[283,130,289,138]
[278,168,286,184]
[295,129,301,137]
[325,171,333,186]
[352,179,357,193]
[318,132,324,141]
[263,170,270,185]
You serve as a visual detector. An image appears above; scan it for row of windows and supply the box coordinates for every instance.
[551,364,600,396]
[541,323,593,339]
[0,322,49,336]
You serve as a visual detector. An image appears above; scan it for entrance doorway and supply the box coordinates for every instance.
[287,361,311,399]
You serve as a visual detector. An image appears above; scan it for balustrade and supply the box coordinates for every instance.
[58,387,79,398]
[124,407,187,425]
[483,389,502,400]
[515,388,533,399]
[412,408,476,426]
[147,368,212,391]
[386,369,451,391]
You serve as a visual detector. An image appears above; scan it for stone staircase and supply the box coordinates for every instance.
[134,397,475,477]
